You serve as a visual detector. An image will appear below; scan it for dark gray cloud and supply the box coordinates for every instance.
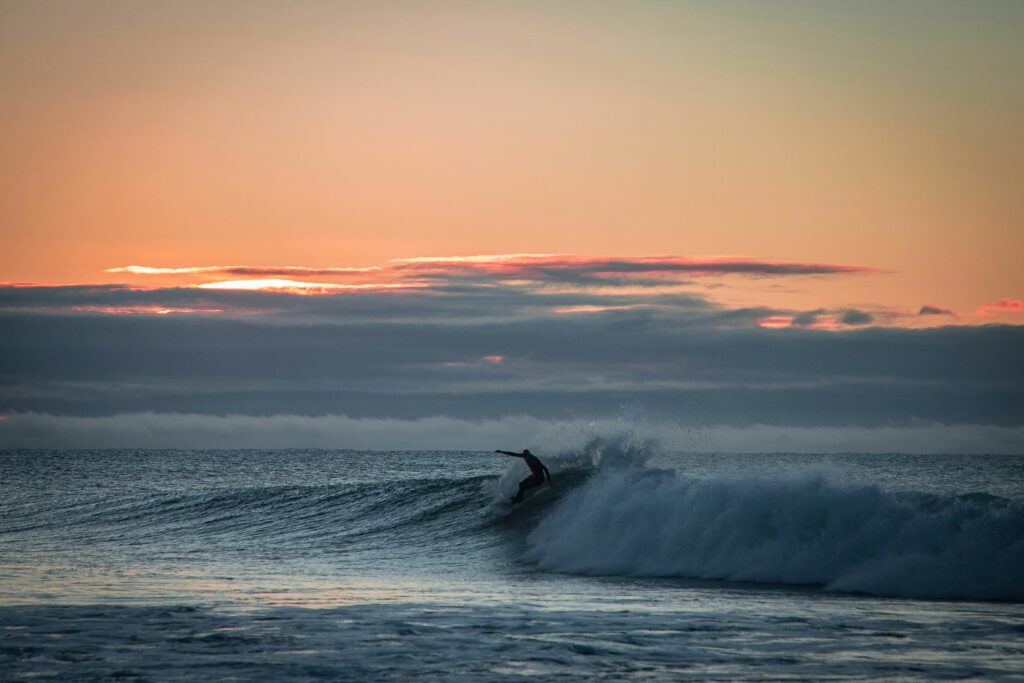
[0,283,714,321]
[2,275,1020,416]
[2,309,1016,385]
[393,255,878,276]
[839,309,874,326]
[792,309,825,327]
[919,305,956,316]
[389,255,879,289]
[3,382,1020,428]
[0,287,1020,431]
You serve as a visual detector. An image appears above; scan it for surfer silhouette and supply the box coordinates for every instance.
[496,449,552,505]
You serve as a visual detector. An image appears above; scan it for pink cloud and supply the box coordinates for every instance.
[758,309,876,331]
[976,298,1024,316]
[756,316,793,329]
[551,304,644,314]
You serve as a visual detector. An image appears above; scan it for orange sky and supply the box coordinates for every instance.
[2,1,1021,317]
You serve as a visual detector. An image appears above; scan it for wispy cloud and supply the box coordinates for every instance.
[551,304,647,315]
[21,252,885,322]
[69,305,224,315]
[109,255,879,293]
[108,265,381,276]
[391,254,880,285]
[391,254,556,265]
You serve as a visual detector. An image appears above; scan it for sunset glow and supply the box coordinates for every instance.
[756,316,794,330]
[195,279,419,295]
[552,305,645,315]
[1,6,1022,681]
[0,1,1020,454]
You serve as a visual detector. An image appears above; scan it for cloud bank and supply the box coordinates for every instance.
[1,254,1020,451]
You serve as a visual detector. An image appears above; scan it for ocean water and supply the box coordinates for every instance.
[1,436,1023,681]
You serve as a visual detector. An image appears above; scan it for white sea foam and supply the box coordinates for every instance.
[524,444,1024,600]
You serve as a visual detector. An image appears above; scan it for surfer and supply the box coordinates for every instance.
[495,449,552,505]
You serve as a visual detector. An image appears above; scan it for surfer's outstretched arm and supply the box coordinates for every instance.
[495,450,524,458]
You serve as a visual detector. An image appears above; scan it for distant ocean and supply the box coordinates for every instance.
[2,436,1023,681]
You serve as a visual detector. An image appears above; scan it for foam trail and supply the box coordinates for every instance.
[524,467,1024,601]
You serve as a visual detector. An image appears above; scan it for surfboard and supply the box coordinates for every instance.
[488,480,554,516]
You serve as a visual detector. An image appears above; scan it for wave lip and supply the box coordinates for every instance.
[523,469,1024,601]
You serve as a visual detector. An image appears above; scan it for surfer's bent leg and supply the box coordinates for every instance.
[513,473,545,504]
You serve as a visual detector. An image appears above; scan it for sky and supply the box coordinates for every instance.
[1,1,1022,451]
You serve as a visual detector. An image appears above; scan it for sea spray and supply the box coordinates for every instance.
[490,431,655,502]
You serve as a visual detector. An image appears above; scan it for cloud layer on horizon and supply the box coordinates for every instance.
[1,306,1020,432]
[1,254,1020,450]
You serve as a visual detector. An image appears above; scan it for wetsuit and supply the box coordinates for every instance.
[496,450,552,504]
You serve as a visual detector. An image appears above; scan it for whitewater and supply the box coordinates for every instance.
[2,437,1023,680]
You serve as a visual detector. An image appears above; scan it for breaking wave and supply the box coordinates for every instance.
[4,437,1022,602]
[523,441,1024,601]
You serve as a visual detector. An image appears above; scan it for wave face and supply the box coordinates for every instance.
[0,474,507,572]
[523,457,1024,601]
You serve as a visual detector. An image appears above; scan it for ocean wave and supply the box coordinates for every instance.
[523,465,1024,601]
[0,476,497,551]
[6,438,1021,602]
